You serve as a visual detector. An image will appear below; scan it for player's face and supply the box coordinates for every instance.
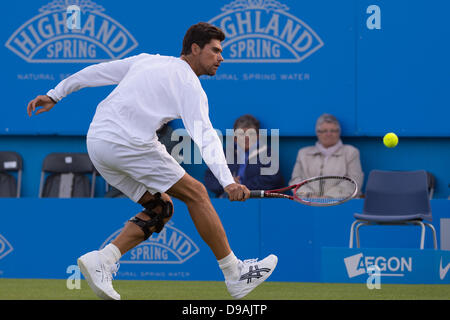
[198,39,224,76]
[317,122,340,148]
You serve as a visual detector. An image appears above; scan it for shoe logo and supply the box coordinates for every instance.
[439,257,450,280]
[239,265,271,284]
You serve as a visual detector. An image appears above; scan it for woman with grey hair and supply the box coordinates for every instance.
[289,113,364,196]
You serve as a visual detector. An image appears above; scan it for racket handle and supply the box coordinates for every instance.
[250,190,265,198]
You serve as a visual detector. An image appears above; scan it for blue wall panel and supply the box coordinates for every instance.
[4,1,448,137]
[1,199,448,282]
[356,0,450,136]
[203,0,357,136]
[1,135,449,199]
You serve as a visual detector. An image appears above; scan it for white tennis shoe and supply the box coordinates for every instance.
[77,250,121,300]
[226,254,278,299]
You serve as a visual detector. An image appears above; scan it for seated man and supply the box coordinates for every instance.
[205,114,284,197]
[289,113,364,197]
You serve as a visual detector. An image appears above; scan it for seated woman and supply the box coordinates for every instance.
[289,113,364,197]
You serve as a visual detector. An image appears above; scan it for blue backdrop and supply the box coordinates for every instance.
[1,0,449,136]
[0,198,449,283]
[1,0,450,287]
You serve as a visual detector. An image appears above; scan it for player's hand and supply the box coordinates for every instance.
[224,183,250,202]
[27,95,56,117]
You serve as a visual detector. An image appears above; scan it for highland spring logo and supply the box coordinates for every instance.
[208,0,324,63]
[5,0,138,63]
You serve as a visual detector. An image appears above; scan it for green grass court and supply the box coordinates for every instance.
[0,279,449,300]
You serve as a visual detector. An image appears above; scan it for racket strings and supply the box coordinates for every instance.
[294,177,356,204]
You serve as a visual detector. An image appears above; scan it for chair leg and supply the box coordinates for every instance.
[17,170,22,198]
[355,222,369,248]
[348,220,361,249]
[349,220,360,248]
[91,171,96,198]
[38,171,45,198]
[424,222,438,249]
[415,221,426,250]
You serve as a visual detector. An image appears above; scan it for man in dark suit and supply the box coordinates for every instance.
[205,114,284,197]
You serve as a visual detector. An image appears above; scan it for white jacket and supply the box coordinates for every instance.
[289,143,364,196]
[47,53,234,189]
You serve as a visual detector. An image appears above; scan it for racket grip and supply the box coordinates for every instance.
[250,190,265,198]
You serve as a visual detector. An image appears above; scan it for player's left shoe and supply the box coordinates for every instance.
[226,254,278,299]
[77,250,121,300]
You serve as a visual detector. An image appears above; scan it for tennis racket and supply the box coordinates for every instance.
[250,175,358,206]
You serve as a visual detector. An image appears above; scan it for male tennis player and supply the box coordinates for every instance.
[26,22,277,300]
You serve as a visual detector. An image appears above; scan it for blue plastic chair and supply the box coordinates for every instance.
[349,170,437,249]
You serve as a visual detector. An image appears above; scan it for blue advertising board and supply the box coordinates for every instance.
[1,0,355,136]
[356,0,450,137]
[321,247,450,284]
[0,198,261,280]
[2,0,448,136]
[1,198,449,282]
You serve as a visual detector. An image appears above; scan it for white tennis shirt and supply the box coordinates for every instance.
[46,53,235,189]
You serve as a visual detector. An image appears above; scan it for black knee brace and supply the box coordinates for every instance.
[129,193,173,240]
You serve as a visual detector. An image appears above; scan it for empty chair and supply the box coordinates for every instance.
[0,151,23,198]
[349,170,437,250]
[39,153,96,198]
[426,171,435,199]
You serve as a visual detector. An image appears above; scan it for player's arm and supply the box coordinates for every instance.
[179,83,249,201]
[27,53,147,116]
[27,94,56,116]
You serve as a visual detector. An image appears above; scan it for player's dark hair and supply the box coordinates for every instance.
[181,22,225,55]
[233,114,260,130]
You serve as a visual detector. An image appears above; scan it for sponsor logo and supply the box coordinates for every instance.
[208,0,323,63]
[5,0,138,63]
[344,253,412,278]
[0,233,13,260]
[100,221,200,264]
[439,257,450,280]
[239,264,271,284]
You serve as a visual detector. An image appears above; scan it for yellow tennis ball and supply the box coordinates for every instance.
[383,132,398,148]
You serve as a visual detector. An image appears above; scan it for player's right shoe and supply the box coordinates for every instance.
[77,250,121,300]
[226,254,278,299]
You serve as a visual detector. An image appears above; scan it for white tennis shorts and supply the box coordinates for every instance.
[87,137,185,203]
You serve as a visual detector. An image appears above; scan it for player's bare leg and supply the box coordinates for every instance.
[108,173,230,259]
[110,173,231,259]
[78,192,173,301]
[166,173,278,299]
[166,173,231,259]
[79,173,277,300]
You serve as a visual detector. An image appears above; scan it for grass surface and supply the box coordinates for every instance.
[0,279,449,300]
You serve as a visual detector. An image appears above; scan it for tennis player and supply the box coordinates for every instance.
[26,22,277,300]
